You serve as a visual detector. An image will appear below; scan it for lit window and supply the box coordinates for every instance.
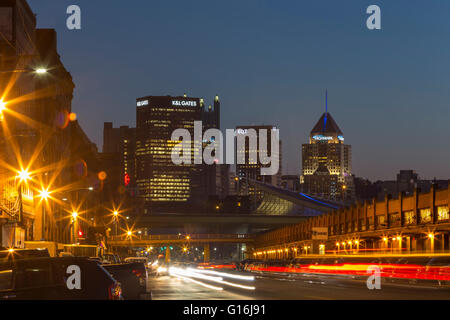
[404,211,416,225]
[420,208,432,223]
[437,206,449,221]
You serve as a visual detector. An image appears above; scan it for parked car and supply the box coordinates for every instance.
[0,257,122,300]
[124,257,149,267]
[0,248,50,262]
[103,262,148,300]
[101,253,121,265]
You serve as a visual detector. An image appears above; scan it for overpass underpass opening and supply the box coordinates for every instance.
[110,239,251,263]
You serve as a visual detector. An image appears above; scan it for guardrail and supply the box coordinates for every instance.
[110,234,252,242]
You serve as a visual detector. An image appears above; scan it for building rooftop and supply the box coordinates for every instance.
[310,112,343,135]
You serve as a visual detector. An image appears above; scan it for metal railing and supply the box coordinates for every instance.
[110,234,252,242]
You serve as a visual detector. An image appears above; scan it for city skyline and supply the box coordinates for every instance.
[27,0,450,181]
[1,0,450,303]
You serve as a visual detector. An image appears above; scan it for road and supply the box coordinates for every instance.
[148,271,450,300]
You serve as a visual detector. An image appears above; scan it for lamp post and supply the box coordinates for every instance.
[38,187,51,241]
[113,211,119,236]
[71,211,78,244]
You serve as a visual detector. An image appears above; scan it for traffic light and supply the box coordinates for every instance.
[78,230,84,237]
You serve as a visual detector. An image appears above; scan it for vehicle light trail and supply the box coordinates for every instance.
[191,268,255,281]
[171,274,223,291]
[169,267,223,282]
[169,267,256,291]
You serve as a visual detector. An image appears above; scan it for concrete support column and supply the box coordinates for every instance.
[441,234,446,253]
[412,236,417,251]
[165,246,171,263]
[204,243,210,263]
[429,236,435,253]
[35,205,44,241]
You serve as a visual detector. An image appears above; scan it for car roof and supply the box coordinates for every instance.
[0,256,95,266]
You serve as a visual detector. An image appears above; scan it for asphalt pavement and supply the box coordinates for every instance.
[147,271,450,300]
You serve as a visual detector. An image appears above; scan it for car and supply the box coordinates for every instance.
[0,248,50,262]
[124,257,149,267]
[101,253,121,264]
[103,261,148,300]
[0,257,122,300]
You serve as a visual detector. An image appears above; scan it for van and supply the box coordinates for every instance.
[0,257,122,300]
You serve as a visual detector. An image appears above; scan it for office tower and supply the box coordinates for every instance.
[135,95,203,213]
[103,123,137,190]
[235,125,282,200]
[300,110,354,201]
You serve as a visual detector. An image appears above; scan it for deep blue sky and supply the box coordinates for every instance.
[28,0,450,180]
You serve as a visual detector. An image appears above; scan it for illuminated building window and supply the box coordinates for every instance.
[404,210,416,225]
[420,208,432,224]
[389,213,401,227]
[437,206,449,221]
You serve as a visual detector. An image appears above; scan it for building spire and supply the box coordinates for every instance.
[323,89,328,133]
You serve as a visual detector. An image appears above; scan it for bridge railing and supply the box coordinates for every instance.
[109,234,252,242]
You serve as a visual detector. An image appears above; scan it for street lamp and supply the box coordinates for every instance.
[35,68,48,74]
[38,187,51,241]
[17,169,31,184]
[71,211,78,244]
[0,99,6,112]
[113,210,119,236]
[0,67,48,74]
[38,188,50,201]
[0,99,5,122]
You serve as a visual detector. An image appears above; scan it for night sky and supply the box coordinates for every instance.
[28,0,450,181]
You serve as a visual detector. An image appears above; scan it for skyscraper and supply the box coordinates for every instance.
[103,123,137,189]
[135,95,224,213]
[235,125,282,200]
[300,109,354,201]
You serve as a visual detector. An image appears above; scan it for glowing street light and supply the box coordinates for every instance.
[113,211,119,217]
[127,230,132,237]
[35,68,48,74]
[38,188,51,200]
[71,211,78,220]
[0,99,6,112]
[17,169,31,183]
[0,99,6,122]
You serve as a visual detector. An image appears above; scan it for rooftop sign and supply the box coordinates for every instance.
[312,135,333,141]
[137,100,149,107]
[172,100,197,107]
